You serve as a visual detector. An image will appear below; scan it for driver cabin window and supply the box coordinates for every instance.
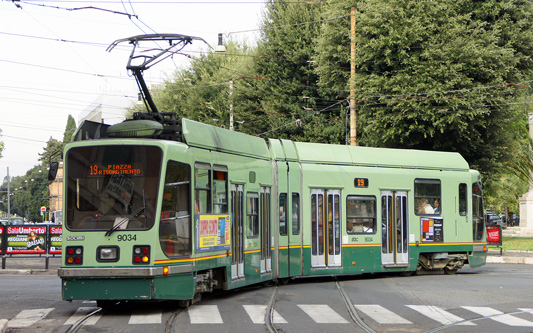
[213,165,228,214]
[159,160,191,257]
[195,163,211,214]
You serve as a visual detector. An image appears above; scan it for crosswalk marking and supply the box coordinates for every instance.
[188,305,223,324]
[7,304,533,328]
[519,308,533,315]
[64,307,101,325]
[298,304,349,324]
[354,304,412,324]
[129,309,162,324]
[8,308,54,328]
[463,306,533,327]
[407,305,475,326]
[243,305,287,324]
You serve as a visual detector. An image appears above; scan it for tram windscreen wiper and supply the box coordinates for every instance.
[105,206,145,237]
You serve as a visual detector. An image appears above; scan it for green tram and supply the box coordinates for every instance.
[57,117,487,306]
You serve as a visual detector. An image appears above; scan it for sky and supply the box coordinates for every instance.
[0,0,265,182]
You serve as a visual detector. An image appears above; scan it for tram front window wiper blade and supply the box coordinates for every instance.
[105,206,145,237]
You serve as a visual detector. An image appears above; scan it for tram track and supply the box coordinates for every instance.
[66,307,102,333]
[335,279,377,333]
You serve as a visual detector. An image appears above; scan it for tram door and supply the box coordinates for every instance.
[231,184,245,279]
[311,189,342,268]
[381,191,409,266]
[260,187,272,274]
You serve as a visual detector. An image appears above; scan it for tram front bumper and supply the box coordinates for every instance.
[59,265,195,301]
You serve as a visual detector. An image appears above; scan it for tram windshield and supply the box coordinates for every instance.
[65,145,162,231]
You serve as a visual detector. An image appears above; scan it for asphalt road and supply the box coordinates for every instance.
[1,263,533,333]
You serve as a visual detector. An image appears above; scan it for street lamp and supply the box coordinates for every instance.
[214,33,226,53]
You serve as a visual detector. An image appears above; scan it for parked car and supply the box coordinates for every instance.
[484,213,502,226]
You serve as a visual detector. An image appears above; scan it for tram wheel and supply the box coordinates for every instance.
[444,267,458,275]
[280,278,290,285]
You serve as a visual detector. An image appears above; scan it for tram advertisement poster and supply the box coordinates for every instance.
[420,217,443,242]
[0,226,4,254]
[48,226,63,254]
[486,225,502,246]
[195,214,231,252]
[6,226,47,254]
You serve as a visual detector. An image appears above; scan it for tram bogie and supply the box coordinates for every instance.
[57,117,487,305]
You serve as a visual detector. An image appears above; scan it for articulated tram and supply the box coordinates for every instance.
[57,116,487,307]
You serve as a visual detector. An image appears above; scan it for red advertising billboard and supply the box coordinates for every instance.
[0,226,4,254]
[48,226,62,254]
[6,226,47,254]
[486,225,502,246]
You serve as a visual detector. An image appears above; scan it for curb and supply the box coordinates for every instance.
[0,319,7,333]
[486,256,533,265]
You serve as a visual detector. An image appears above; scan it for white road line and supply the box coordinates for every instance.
[188,305,223,324]
[463,306,533,327]
[8,308,55,328]
[298,304,349,324]
[519,308,533,315]
[243,305,287,324]
[64,307,101,325]
[354,304,412,324]
[129,309,162,324]
[407,305,475,326]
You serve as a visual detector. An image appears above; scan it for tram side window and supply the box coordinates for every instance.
[195,163,211,214]
[247,192,259,237]
[279,193,287,236]
[213,166,228,214]
[459,183,467,216]
[159,160,191,257]
[472,182,484,241]
[346,196,376,234]
[414,179,441,215]
[292,193,300,235]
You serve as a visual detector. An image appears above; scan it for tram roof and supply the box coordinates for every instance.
[182,119,468,170]
[293,141,470,171]
[182,119,271,159]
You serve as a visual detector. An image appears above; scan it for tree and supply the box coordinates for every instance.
[253,1,345,143]
[314,0,533,204]
[0,128,4,159]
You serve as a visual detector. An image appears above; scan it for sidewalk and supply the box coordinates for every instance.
[486,249,533,265]
[0,255,61,275]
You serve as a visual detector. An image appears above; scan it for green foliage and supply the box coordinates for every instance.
[315,0,533,211]
[0,128,4,159]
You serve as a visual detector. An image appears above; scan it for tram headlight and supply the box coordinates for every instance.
[132,245,150,265]
[97,246,119,262]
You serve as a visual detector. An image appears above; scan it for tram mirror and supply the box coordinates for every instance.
[48,162,59,181]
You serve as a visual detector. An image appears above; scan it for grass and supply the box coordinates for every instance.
[501,237,533,251]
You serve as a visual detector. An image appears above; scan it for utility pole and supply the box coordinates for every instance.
[229,80,234,131]
[7,167,10,218]
[350,7,357,146]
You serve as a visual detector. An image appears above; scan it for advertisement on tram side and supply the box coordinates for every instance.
[195,214,231,252]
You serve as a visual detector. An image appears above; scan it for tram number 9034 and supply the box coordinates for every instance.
[117,234,137,241]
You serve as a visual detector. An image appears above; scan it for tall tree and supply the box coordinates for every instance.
[315,0,533,194]
[253,1,345,142]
